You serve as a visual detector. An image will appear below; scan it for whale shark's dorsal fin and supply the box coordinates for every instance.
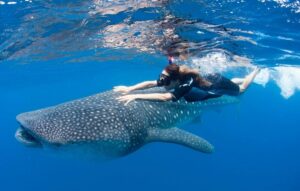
[146,128,214,153]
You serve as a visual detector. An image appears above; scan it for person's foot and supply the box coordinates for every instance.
[249,66,261,80]
[253,66,261,74]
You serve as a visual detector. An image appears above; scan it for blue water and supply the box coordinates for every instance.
[1,0,300,190]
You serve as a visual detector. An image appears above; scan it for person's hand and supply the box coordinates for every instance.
[113,86,132,94]
[116,94,137,106]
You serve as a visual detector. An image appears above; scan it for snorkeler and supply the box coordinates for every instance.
[114,63,260,105]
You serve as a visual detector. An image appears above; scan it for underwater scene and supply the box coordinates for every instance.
[1,0,300,190]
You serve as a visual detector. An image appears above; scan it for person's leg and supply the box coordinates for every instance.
[231,78,244,85]
[238,67,261,93]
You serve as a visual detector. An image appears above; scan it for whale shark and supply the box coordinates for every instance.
[15,88,238,158]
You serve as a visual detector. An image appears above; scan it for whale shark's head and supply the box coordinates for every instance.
[16,111,44,147]
[15,105,90,148]
[15,107,66,148]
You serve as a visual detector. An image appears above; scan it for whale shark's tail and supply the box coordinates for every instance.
[146,128,214,153]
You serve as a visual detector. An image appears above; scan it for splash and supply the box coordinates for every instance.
[184,51,300,99]
[273,66,300,98]
[253,68,270,87]
[255,65,300,98]
[186,50,254,75]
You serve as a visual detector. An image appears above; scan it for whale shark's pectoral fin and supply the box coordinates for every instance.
[146,128,214,153]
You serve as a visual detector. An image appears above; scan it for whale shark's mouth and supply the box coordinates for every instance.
[15,126,42,147]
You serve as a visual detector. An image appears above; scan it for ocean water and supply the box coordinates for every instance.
[1,0,300,191]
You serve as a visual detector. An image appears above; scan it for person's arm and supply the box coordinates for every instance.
[117,93,173,105]
[113,80,157,94]
[128,80,157,91]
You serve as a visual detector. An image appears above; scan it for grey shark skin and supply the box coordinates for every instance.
[15,88,238,158]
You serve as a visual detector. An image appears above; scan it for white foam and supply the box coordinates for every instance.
[277,36,294,41]
[278,54,300,60]
[190,52,230,74]
[254,66,300,98]
[7,1,17,4]
[279,48,294,54]
[188,51,253,75]
[253,68,270,87]
[273,66,300,98]
[0,1,5,5]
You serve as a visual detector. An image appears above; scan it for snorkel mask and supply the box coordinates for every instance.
[157,73,171,86]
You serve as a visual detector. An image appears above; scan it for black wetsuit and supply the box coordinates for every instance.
[169,73,240,102]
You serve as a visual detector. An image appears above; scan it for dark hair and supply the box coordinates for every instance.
[164,63,180,80]
[164,63,211,87]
